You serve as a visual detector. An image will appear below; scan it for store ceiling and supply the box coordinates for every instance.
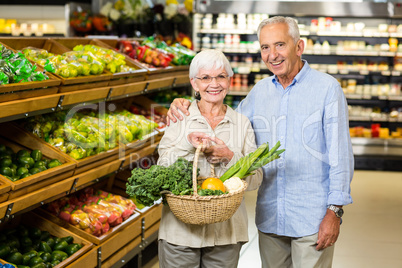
[194,1,402,18]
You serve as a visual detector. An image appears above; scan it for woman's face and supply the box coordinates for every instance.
[190,67,230,104]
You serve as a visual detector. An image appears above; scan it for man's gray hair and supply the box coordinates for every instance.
[257,16,300,44]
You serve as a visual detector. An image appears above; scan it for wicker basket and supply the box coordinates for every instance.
[164,145,248,225]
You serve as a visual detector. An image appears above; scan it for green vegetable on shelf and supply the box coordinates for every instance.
[0,71,9,85]
[0,44,49,85]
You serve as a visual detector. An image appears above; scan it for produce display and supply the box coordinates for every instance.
[151,90,194,108]
[44,187,137,237]
[142,37,195,66]
[118,36,195,68]
[0,44,49,85]
[129,104,167,130]
[72,44,135,74]
[22,109,159,160]
[126,141,284,206]
[22,47,104,78]
[0,145,62,182]
[0,225,83,267]
[22,44,136,78]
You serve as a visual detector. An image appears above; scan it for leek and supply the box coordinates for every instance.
[220,141,284,182]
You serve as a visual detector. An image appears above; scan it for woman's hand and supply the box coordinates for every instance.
[203,136,234,165]
[187,134,234,164]
[166,98,192,126]
[187,132,211,151]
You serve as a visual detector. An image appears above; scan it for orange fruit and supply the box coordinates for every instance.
[201,177,226,192]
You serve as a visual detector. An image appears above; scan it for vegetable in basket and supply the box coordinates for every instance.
[126,158,195,207]
[219,141,285,182]
[125,141,284,207]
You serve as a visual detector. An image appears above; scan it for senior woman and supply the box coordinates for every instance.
[157,49,263,268]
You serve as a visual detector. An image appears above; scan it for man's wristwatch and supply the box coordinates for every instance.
[328,205,344,218]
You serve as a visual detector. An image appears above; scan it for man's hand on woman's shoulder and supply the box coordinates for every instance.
[167,98,191,126]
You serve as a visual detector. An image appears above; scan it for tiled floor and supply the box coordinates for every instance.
[144,170,402,268]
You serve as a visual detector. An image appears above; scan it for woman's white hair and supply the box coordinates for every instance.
[257,16,300,44]
[189,49,234,78]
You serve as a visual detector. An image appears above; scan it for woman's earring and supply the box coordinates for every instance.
[195,91,200,99]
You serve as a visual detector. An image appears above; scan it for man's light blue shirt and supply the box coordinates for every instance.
[236,61,354,237]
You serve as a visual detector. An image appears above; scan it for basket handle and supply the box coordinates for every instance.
[193,144,215,196]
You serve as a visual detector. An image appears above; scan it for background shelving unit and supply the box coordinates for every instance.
[193,0,402,171]
[0,35,192,268]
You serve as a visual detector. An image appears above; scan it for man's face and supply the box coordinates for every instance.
[259,23,304,81]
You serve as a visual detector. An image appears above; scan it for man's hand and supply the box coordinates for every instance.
[316,208,341,251]
[166,98,191,126]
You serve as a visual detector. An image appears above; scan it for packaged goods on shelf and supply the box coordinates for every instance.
[72,44,137,74]
[350,125,402,139]
[19,109,159,160]
[0,37,148,91]
[23,47,104,78]
[117,37,195,69]
[0,44,49,85]
[42,187,138,237]
[22,44,137,78]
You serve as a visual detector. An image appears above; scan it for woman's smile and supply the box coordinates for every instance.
[206,89,224,95]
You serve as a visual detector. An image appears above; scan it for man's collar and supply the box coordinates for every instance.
[271,59,310,85]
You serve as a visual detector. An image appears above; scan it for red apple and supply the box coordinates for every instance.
[59,211,71,222]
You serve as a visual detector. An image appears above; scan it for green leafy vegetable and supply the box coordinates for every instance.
[126,158,196,207]
[197,188,226,196]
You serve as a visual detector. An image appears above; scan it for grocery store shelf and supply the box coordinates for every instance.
[352,137,402,157]
[199,28,402,39]
[349,116,402,123]
[346,95,402,101]
[0,142,159,222]
[304,49,399,58]
[60,204,162,268]
[0,73,190,124]
[198,28,255,34]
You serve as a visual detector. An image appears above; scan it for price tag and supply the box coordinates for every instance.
[388,96,402,101]
[359,70,369,75]
[339,70,349,75]
[381,71,391,76]
[250,67,260,72]
[237,66,251,74]
[392,71,401,76]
